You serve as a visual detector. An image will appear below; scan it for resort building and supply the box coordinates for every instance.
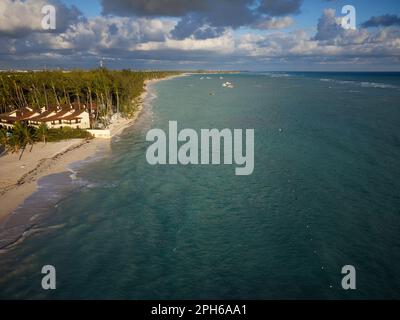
[0,107,40,129]
[0,105,91,129]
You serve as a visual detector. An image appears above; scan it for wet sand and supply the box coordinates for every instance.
[0,139,106,221]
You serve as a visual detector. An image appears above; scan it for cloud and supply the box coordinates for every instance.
[171,15,227,40]
[233,9,400,62]
[0,2,399,70]
[135,32,235,53]
[313,8,342,41]
[0,15,175,64]
[101,0,254,41]
[313,9,372,46]
[254,17,294,29]
[0,0,84,37]
[100,0,256,25]
[258,0,302,16]
[101,0,204,17]
[56,16,173,52]
[101,0,303,39]
[362,14,400,28]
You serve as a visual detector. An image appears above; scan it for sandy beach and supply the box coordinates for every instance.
[0,74,183,225]
[0,139,103,221]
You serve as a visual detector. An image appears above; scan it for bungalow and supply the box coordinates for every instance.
[58,109,91,129]
[27,107,58,126]
[34,108,90,129]
[0,107,40,128]
[0,105,91,130]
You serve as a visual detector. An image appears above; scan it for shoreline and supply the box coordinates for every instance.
[0,139,103,222]
[0,73,185,226]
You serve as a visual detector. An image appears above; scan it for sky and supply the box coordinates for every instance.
[0,0,399,71]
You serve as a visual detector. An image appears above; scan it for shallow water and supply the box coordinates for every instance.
[0,73,400,299]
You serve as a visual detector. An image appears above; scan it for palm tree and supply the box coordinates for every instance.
[6,135,20,154]
[12,122,35,160]
[0,69,180,127]
[36,123,49,144]
[0,127,8,155]
[26,125,36,153]
[13,122,27,159]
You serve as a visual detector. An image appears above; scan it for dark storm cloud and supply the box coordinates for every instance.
[101,0,303,39]
[101,0,256,26]
[258,0,302,16]
[168,0,257,40]
[100,0,206,17]
[362,14,400,28]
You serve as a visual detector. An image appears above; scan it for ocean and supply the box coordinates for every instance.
[0,72,400,299]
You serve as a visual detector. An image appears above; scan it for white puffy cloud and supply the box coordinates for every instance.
[0,0,83,36]
[254,17,294,30]
[56,17,174,52]
[231,8,400,64]
[0,0,45,34]
[135,31,235,53]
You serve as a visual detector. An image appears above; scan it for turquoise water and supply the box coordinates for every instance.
[1,72,400,299]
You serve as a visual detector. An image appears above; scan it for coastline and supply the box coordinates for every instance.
[0,139,103,222]
[0,73,184,225]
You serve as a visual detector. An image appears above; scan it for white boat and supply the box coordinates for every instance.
[222,81,234,88]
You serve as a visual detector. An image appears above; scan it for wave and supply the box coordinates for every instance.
[143,90,158,108]
[360,81,397,89]
[258,72,293,78]
[67,168,78,181]
[319,78,398,89]
[0,224,66,253]
[270,73,291,78]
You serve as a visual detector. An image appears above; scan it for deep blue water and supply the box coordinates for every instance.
[0,72,400,299]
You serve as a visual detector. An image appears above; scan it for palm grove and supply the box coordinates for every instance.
[0,69,178,158]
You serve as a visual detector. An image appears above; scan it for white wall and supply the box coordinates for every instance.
[87,129,111,139]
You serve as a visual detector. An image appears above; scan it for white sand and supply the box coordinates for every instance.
[0,139,106,221]
[0,73,185,222]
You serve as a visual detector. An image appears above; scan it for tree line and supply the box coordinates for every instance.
[0,68,180,126]
[0,68,180,158]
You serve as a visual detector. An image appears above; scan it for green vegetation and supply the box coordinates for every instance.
[46,127,93,142]
[0,123,93,159]
[0,68,180,127]
[0,68,180,158]
[36,123,49,144]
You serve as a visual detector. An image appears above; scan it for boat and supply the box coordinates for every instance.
[222,81,234,88]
